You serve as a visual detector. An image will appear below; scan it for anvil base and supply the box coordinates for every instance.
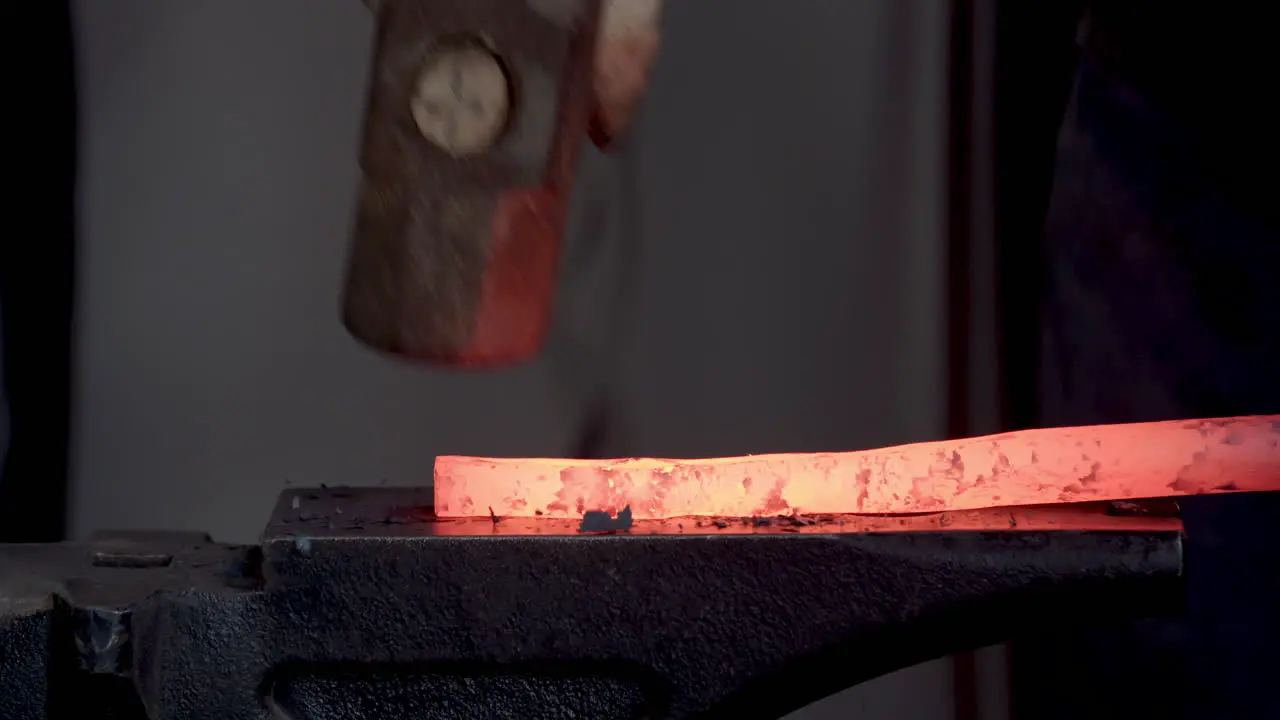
[0,489,1184,719]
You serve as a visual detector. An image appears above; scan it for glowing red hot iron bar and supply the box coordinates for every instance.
[435,416,1280,519]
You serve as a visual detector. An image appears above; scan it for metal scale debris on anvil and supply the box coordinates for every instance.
[4,1,1280,719]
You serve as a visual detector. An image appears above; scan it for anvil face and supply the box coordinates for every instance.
[2,487,1183,720]
[275,487,1182,537]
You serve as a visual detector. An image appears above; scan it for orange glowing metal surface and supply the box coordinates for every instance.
[434,416,1280,519]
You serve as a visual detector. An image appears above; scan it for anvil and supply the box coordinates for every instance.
[5,416,1277,719]
[1,490,1183,720]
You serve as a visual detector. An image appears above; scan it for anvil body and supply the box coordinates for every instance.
[0,488,1183,719]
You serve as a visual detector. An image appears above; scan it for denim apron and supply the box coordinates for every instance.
[1030,44,1280,720]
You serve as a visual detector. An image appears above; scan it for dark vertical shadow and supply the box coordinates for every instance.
[991,0,1085,435]
[947,0,975,448]
[0,0,77,542]
[945,3,981,718]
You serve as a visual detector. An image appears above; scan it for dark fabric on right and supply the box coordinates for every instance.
[1014,22,1280,720]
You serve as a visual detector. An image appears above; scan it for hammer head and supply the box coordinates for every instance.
[343,0,601,367]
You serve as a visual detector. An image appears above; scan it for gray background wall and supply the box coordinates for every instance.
[70,1,1005,717]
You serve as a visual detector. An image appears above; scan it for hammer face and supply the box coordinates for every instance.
[343,0,600,367]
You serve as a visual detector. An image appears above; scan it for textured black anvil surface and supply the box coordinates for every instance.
[0,488,1184,719]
